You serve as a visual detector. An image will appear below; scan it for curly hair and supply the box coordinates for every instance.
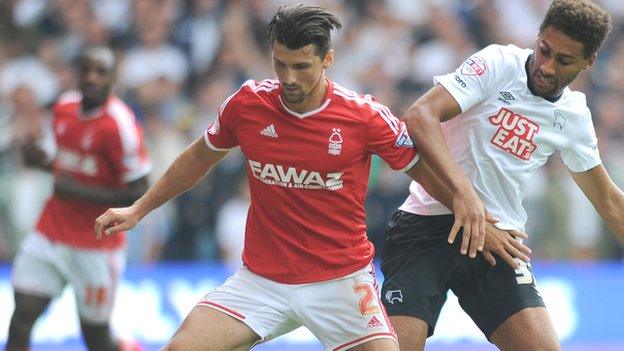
[267,4,342,58]
[539,0,613,58]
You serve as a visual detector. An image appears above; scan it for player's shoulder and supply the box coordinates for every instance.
[331,81,390,120]
[221,79,280,114]
[560,88,591,116]
[104,96,137,125]
[474,44,529,68]
[237,79,280,100]
[53,90,81,112]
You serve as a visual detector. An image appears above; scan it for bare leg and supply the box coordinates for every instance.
[349,337,399,351]
[490,307,560,351]
[388,316,428,351]
[6,291,52,351]
[161,305,261,351]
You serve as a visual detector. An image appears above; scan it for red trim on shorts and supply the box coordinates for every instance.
[197,301,246,320]
[369,264,396,337]
[332,332,397,351]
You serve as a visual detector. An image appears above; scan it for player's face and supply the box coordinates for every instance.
[78,56,114,109]
[272,42,333,106]
[529,26,595,99]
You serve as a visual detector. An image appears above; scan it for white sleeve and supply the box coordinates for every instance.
[561,108,602,172]
[433,44,504,112]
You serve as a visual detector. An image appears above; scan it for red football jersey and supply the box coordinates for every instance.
[36,91,151,249]
[205,79,419,283]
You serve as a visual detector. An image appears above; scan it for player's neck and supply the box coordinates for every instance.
[283,76,328,114]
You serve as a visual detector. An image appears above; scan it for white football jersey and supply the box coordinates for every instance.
[400,44,601,231]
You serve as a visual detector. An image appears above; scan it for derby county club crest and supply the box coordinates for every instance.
[328,128,343,156]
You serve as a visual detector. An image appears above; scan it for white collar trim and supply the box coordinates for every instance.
[279,96,331,119]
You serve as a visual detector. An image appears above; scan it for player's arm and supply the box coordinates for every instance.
[403,84,489,258]
[54,175,148,206]
[569,164,624,242]
[406,160,531,268]
[95,137,228,238]
[21,140,53,171]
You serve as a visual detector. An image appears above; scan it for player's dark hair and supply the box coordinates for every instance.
[78,46,116,71]
[267,4,342,57]
[539,0,612,58]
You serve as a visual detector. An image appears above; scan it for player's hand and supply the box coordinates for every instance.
[94,206,141,239]
[448,186,492,258]
[21,141,49,169]
[481,225,531,269]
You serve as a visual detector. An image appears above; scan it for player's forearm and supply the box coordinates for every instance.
[132,138,224,219]
[403,104,473,194]
[405,160,454,210]
[55,181,145,206]
[596,189,624,242]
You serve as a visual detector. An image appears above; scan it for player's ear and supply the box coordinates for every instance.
[584,53,597,70]
[322,49,334,70]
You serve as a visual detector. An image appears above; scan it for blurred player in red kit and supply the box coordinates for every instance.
[6,47,150,351]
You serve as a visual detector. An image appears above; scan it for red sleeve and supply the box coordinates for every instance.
[106,108,152,183]
[365,101,419,171]
[204,83,247,151]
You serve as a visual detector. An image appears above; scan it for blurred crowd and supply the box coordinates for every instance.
[1,0,624,265]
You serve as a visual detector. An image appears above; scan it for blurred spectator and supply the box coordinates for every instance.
[2,0,624,263]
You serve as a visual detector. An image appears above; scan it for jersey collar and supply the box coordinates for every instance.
[278,79,333,119]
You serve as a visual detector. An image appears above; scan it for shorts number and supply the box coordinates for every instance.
[514,260,534,285]
[353,284,380,315]
[85,286,107,307]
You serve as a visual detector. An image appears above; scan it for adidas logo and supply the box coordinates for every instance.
[366,316,384,329]
[260,124,278,138]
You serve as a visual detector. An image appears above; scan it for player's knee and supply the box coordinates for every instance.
[11,306,40,328]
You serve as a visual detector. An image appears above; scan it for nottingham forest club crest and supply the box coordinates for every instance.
[328,128,343,156]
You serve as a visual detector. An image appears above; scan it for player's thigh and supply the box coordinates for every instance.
[349,336,398,351]
[388,316,427,351]
[381,211,458,336]
[11,233,66,298]
[65,246,125,323]
[11,291,52,323]
[164,305,260,351]
[458,257,547,341]
[297,263,396,351]
[490,306,560,351]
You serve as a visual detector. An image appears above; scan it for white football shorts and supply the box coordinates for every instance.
[11,232,125,323]
[198,262,397,350]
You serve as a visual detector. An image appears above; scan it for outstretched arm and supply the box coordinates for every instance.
[406,160,531,268]
[403,84,487,257]
[569,164,624,242]
[95,137,228,237]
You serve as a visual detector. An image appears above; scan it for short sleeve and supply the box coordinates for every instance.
[434,44,504,112]
[561,109,602,172]
[366,100,419,172]
[204,83,247,151]
[107,115,152,183]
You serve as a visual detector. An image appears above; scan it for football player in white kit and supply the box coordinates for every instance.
[381,1,621,350]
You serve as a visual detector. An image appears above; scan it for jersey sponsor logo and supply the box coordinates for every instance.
[489,108,540,161]
[328,128,343,155]
[396,123,414,148]
[460,56,487,76]
[384,289,403,304]
[454,74,467,88]
[366,316,384,329]
[260,124,278,138]
[248,160,343,191]
[56,147,98,176]
[81,129,95,150]
[553,110,566,130]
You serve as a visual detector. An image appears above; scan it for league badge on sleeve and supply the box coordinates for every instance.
[461,56,487,77]
[396,123,414,148]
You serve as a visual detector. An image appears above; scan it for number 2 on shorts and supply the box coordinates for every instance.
[353,284,380,315]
